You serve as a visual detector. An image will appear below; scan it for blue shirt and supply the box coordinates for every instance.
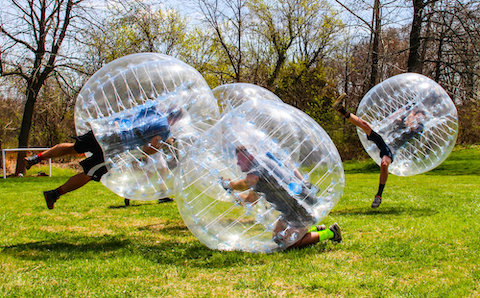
[116,105,171,149]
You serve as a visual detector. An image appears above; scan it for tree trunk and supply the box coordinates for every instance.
[267,52,286,88]
[369,0,381,90]
[407,0,425,73]
[15,83,40,175]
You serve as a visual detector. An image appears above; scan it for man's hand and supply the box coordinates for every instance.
[219,177,232,191]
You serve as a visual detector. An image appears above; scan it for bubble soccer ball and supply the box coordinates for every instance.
[212,83,282,114]
[356,73,458,176]
[74,53,219,200]
[175,99,344,252]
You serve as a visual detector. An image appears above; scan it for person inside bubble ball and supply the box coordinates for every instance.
[382,105,426,151]
[220,146,342,249]
[333,94,426,208]
[24,107,183,209]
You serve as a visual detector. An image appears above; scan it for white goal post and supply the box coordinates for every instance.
[2,148,52,179]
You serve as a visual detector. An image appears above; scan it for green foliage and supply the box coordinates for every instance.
[275,62,336,123]
[30,78,76,147]
[0,85,22,148]
[0,148,478,296]
[84,3,187,66]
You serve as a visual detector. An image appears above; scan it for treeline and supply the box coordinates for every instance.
[1,0,479,172]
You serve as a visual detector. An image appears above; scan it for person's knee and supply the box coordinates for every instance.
[381,156,391,167]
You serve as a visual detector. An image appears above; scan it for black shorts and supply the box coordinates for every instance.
[255,178,314,226]
[73,130,108,182]
[367,130,394,162]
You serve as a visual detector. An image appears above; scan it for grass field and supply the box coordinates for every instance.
[1,146,479,296]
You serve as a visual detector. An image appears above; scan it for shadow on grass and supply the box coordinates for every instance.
[1,231,329,269]
[1,237,131,261]
[108,200,175,209]
[137,223,187,233]
[0,237,266,268]
[108,204,140,209]
[331,206,438,217]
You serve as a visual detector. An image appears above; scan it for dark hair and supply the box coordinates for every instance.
[235,145,248,154]
[167,108,183,123]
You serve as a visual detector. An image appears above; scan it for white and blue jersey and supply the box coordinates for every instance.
[90,104,172,156]
[116,105,171,149]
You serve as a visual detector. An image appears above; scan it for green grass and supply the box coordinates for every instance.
[1,146,479,296]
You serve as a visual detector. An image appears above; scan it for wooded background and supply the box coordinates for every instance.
[1,0,479,174]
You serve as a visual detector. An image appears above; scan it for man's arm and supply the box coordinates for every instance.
[141,136,174,155]
[223,173,259,191]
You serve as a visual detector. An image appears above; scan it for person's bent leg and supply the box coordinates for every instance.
[25,143,76,169]
[372,155,392,208]
[290,223,341,248]
[40,143,77,159]
[332,94,374,136]
[379,156,391,185]
[348,113,373,135]
[44,173,91,209]
[59,173,92,193]
[289,232,320,248]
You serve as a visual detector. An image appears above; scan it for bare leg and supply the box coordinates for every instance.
[334,98,392,207]
[333,95,372,136]
[58,173,92,194]
[40,143,77,160]
[372,155,392,208]
[380,156,392,185]
[238,190,259,204]
[289,232,320,248]
[44,173,92,209]
[347,113,372,136]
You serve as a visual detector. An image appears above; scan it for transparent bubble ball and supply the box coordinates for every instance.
[212,83,282,114]
[74,53,219,200]
[357,73,458,176]
[175,99,344,253]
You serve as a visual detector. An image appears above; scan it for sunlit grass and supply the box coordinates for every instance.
[0,146,479,296]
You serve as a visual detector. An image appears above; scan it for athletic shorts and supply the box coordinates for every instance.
[73,130,108,182]
[367,130,394,162]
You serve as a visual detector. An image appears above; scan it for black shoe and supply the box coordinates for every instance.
[25,155,41,170]
[332,93,347,110]
[124,199,130,206]
[158,197,174,203]
[329,223,342,243]
[371,195,382,208]
[43,190,59,209]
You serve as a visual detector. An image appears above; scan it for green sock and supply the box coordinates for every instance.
[308,226,317,233]
[318,229,334,241]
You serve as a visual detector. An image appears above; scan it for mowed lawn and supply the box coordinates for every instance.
[1,146,479,296]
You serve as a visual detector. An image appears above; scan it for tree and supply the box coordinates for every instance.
[248,0,301,88]
[368,0,381,89]
[0,0,84,175]
[407,0,432,72]
[30,77,76,147]
[198,0,249,82]
[80,1,187,72]
[0,78,23,169]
